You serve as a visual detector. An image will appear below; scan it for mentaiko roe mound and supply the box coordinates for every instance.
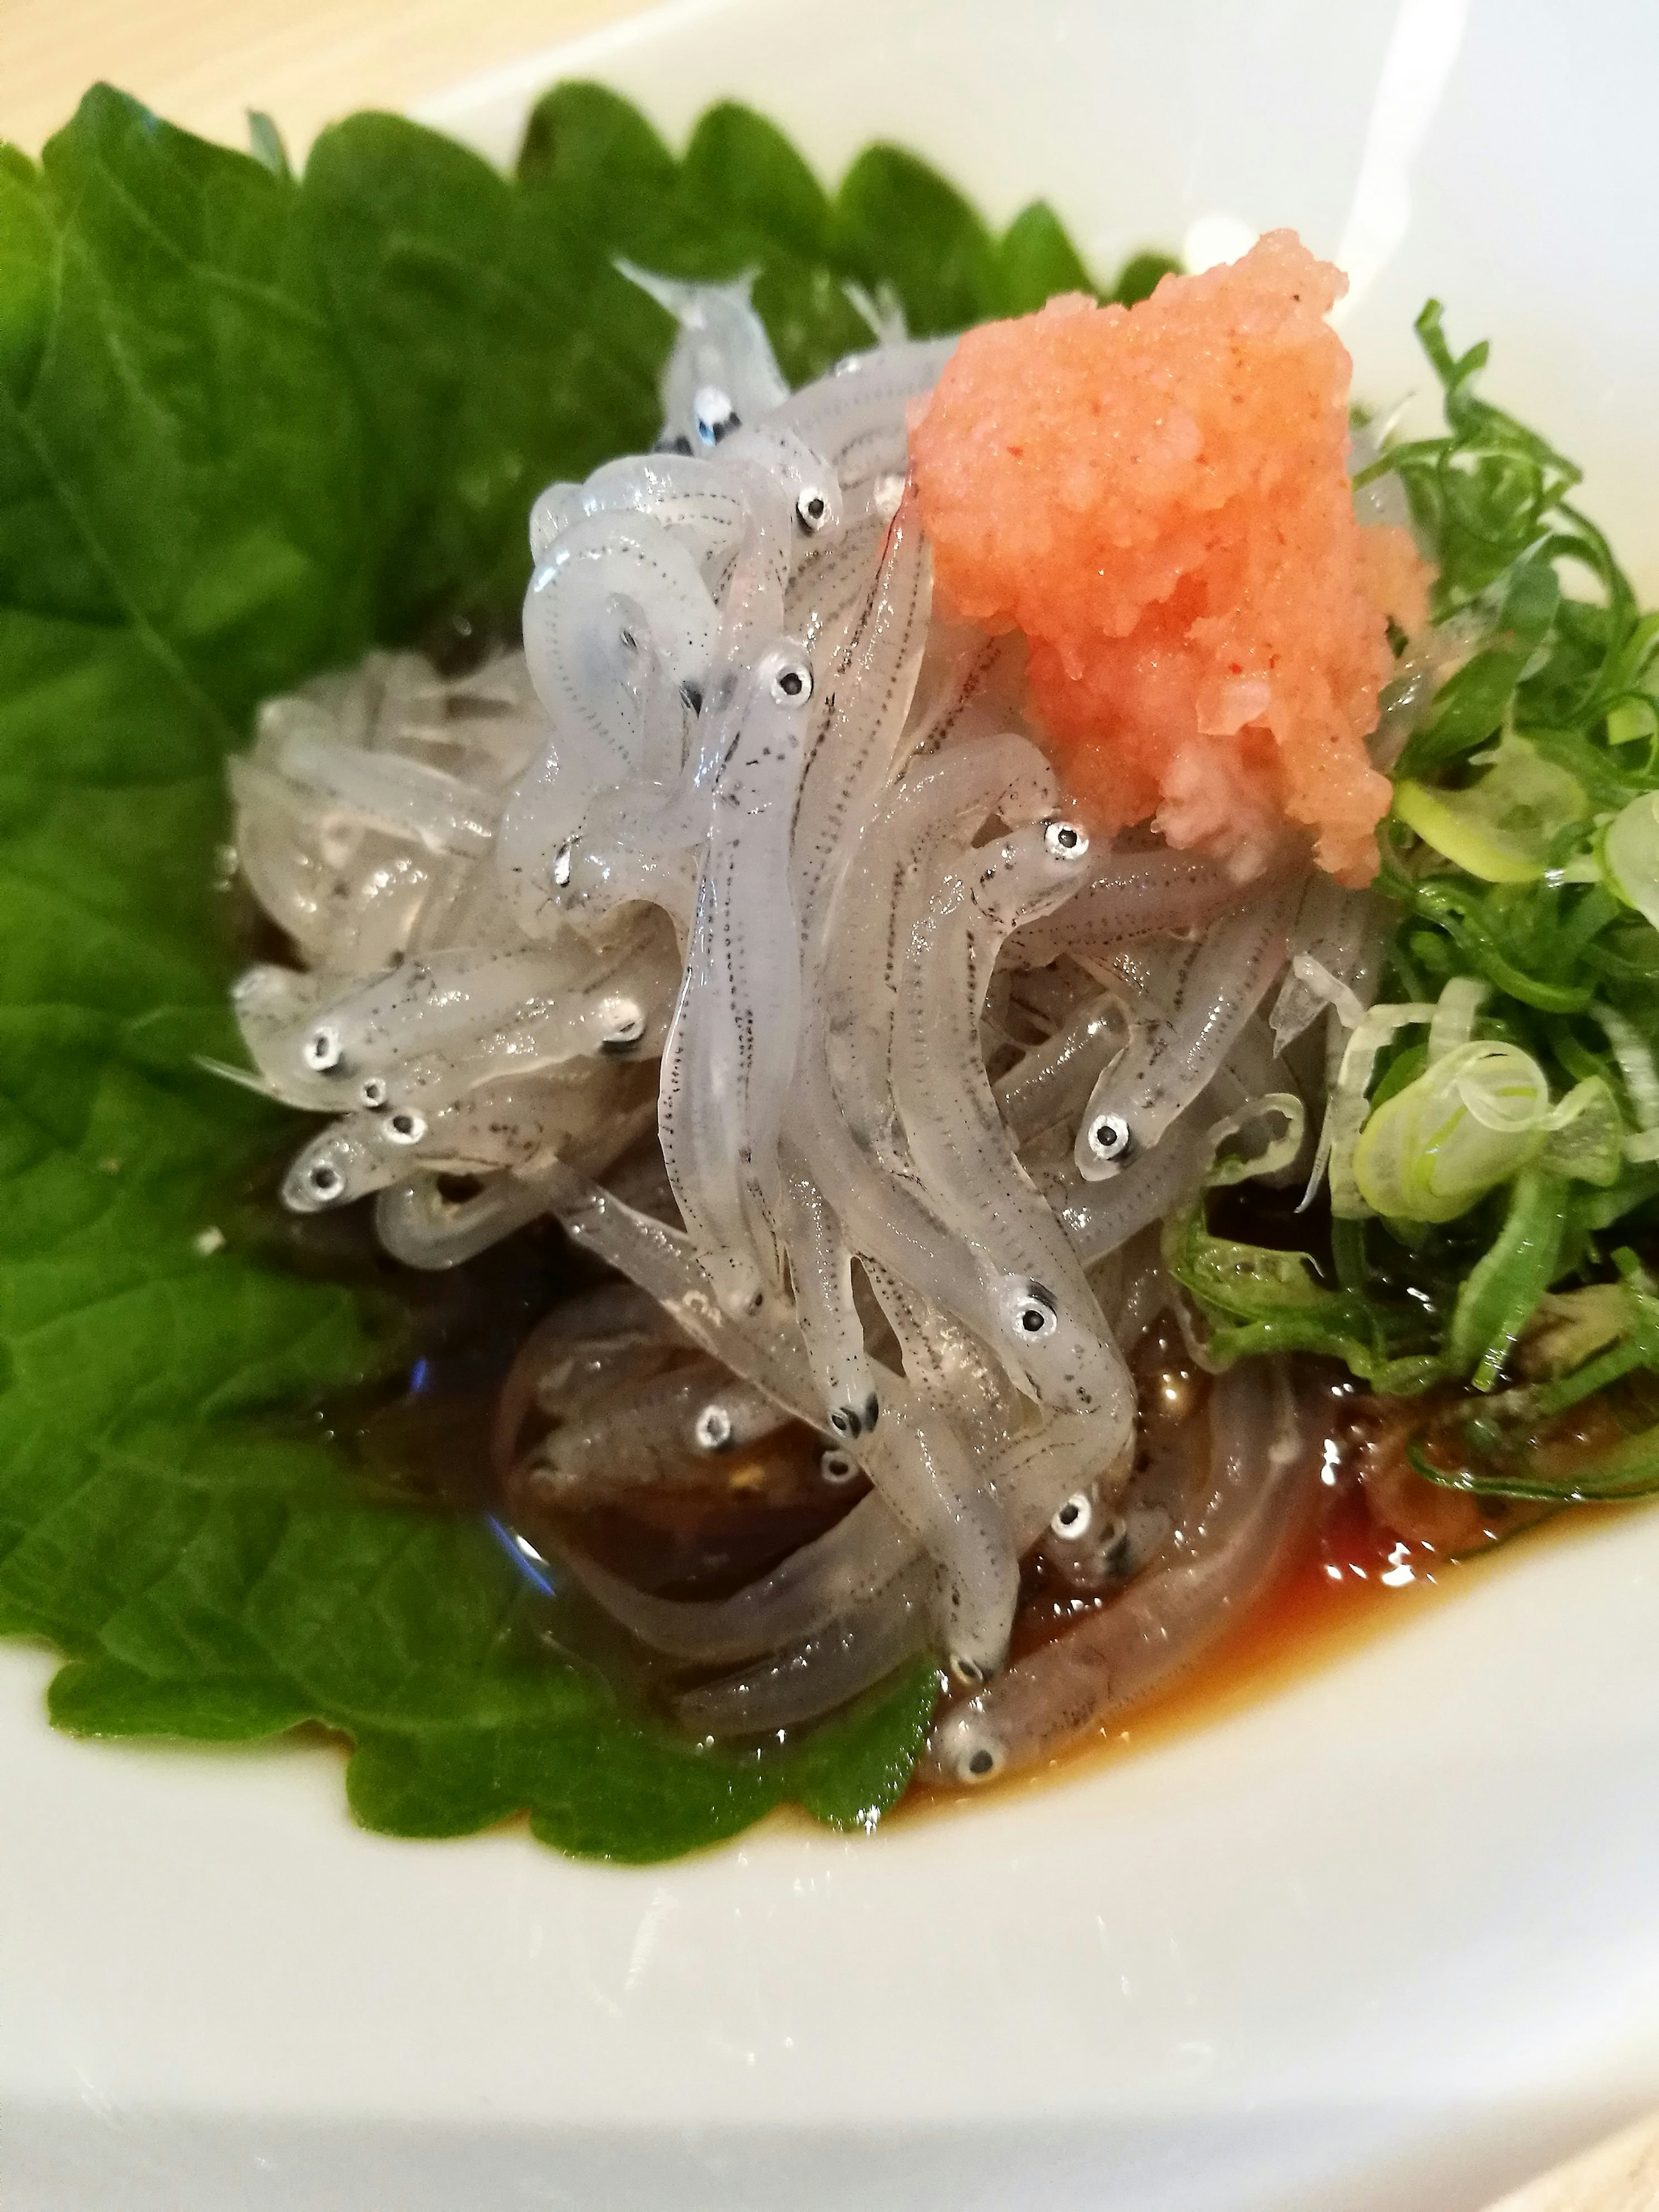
[908,231,1430,885]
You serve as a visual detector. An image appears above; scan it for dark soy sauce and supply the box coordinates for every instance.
[219,1130,868,1719]
[223,1119,1604,1799]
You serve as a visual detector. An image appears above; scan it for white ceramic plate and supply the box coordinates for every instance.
[6,3,1659,2206]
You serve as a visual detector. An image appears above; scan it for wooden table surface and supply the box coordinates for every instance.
[1486,2117,1659,2212]
[3,5,1656,2207]
[2,0,654,160]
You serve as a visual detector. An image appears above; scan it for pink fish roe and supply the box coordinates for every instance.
[908,231,1431,885]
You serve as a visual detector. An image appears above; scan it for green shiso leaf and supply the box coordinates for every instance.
[1109,248,1182,307]
[0,81,1146,1860]
[246,111,292,181]
[832,144,1000,335]
[996,201,1094,315]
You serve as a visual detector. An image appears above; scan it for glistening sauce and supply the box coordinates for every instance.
[899,1465,1600,1827]
[292,1184,1611,1827]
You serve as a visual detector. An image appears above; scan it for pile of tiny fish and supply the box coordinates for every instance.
[224,273,1390,1785]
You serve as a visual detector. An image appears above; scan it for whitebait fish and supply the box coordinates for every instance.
[230,237,1568,1793]
[923,1360,1317,1786]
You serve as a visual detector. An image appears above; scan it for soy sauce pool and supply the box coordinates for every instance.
[902,1415,1591,1826]
[298,1197,1592,1813]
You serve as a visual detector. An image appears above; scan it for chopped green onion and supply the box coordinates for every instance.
[1320,1001,1437,1217]
[1522,1282,1634,1381]
[1426,975,1489,1062]
[1351,1040,1550,1222]
[1200,305,1659,1459]
[1592,1001,1659,1134]
[1446,1170,1570,1389]
[1606,698,1658,749]
[1395,558,1562,770]
[1204,1093,1305,1187]
[1537,1078,1624,1185]
[1409,1420,1659,1503]
[1393,736,1587,884]
[1602,789,1659,928]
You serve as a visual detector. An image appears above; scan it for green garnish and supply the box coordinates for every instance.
[1602,790,1659,928]
[1408,1256,1659,1500]
[0,81,1153,1861]
[1393,735,1587,884]
[1177,303,1659,1460]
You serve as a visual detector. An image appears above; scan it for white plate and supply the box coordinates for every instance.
[6,3,1659,2206]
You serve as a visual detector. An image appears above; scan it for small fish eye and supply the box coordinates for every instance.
[618,625,638,652]
[599,1001,646,1054]
[693,1405,734,1452]
[680,679,703,716]
[960,1742,1002,1784]
[828,1406,858,1438]
[1087,1113,1132,1163]
[795,488,830,532]
[551,841,574,889]
[1003,1281,1059,1341]
[303,1025,342,1073]
[386,1110,426,1145]
[359,1077,388,1110]
[820,1447,859,1484]
[308,1162,343,1199]
[692,385,739,445]
[769,659,813,707]
[1050,1492,1093,1541]
[950,1653,986,1689]
[1043,819,1089,861]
